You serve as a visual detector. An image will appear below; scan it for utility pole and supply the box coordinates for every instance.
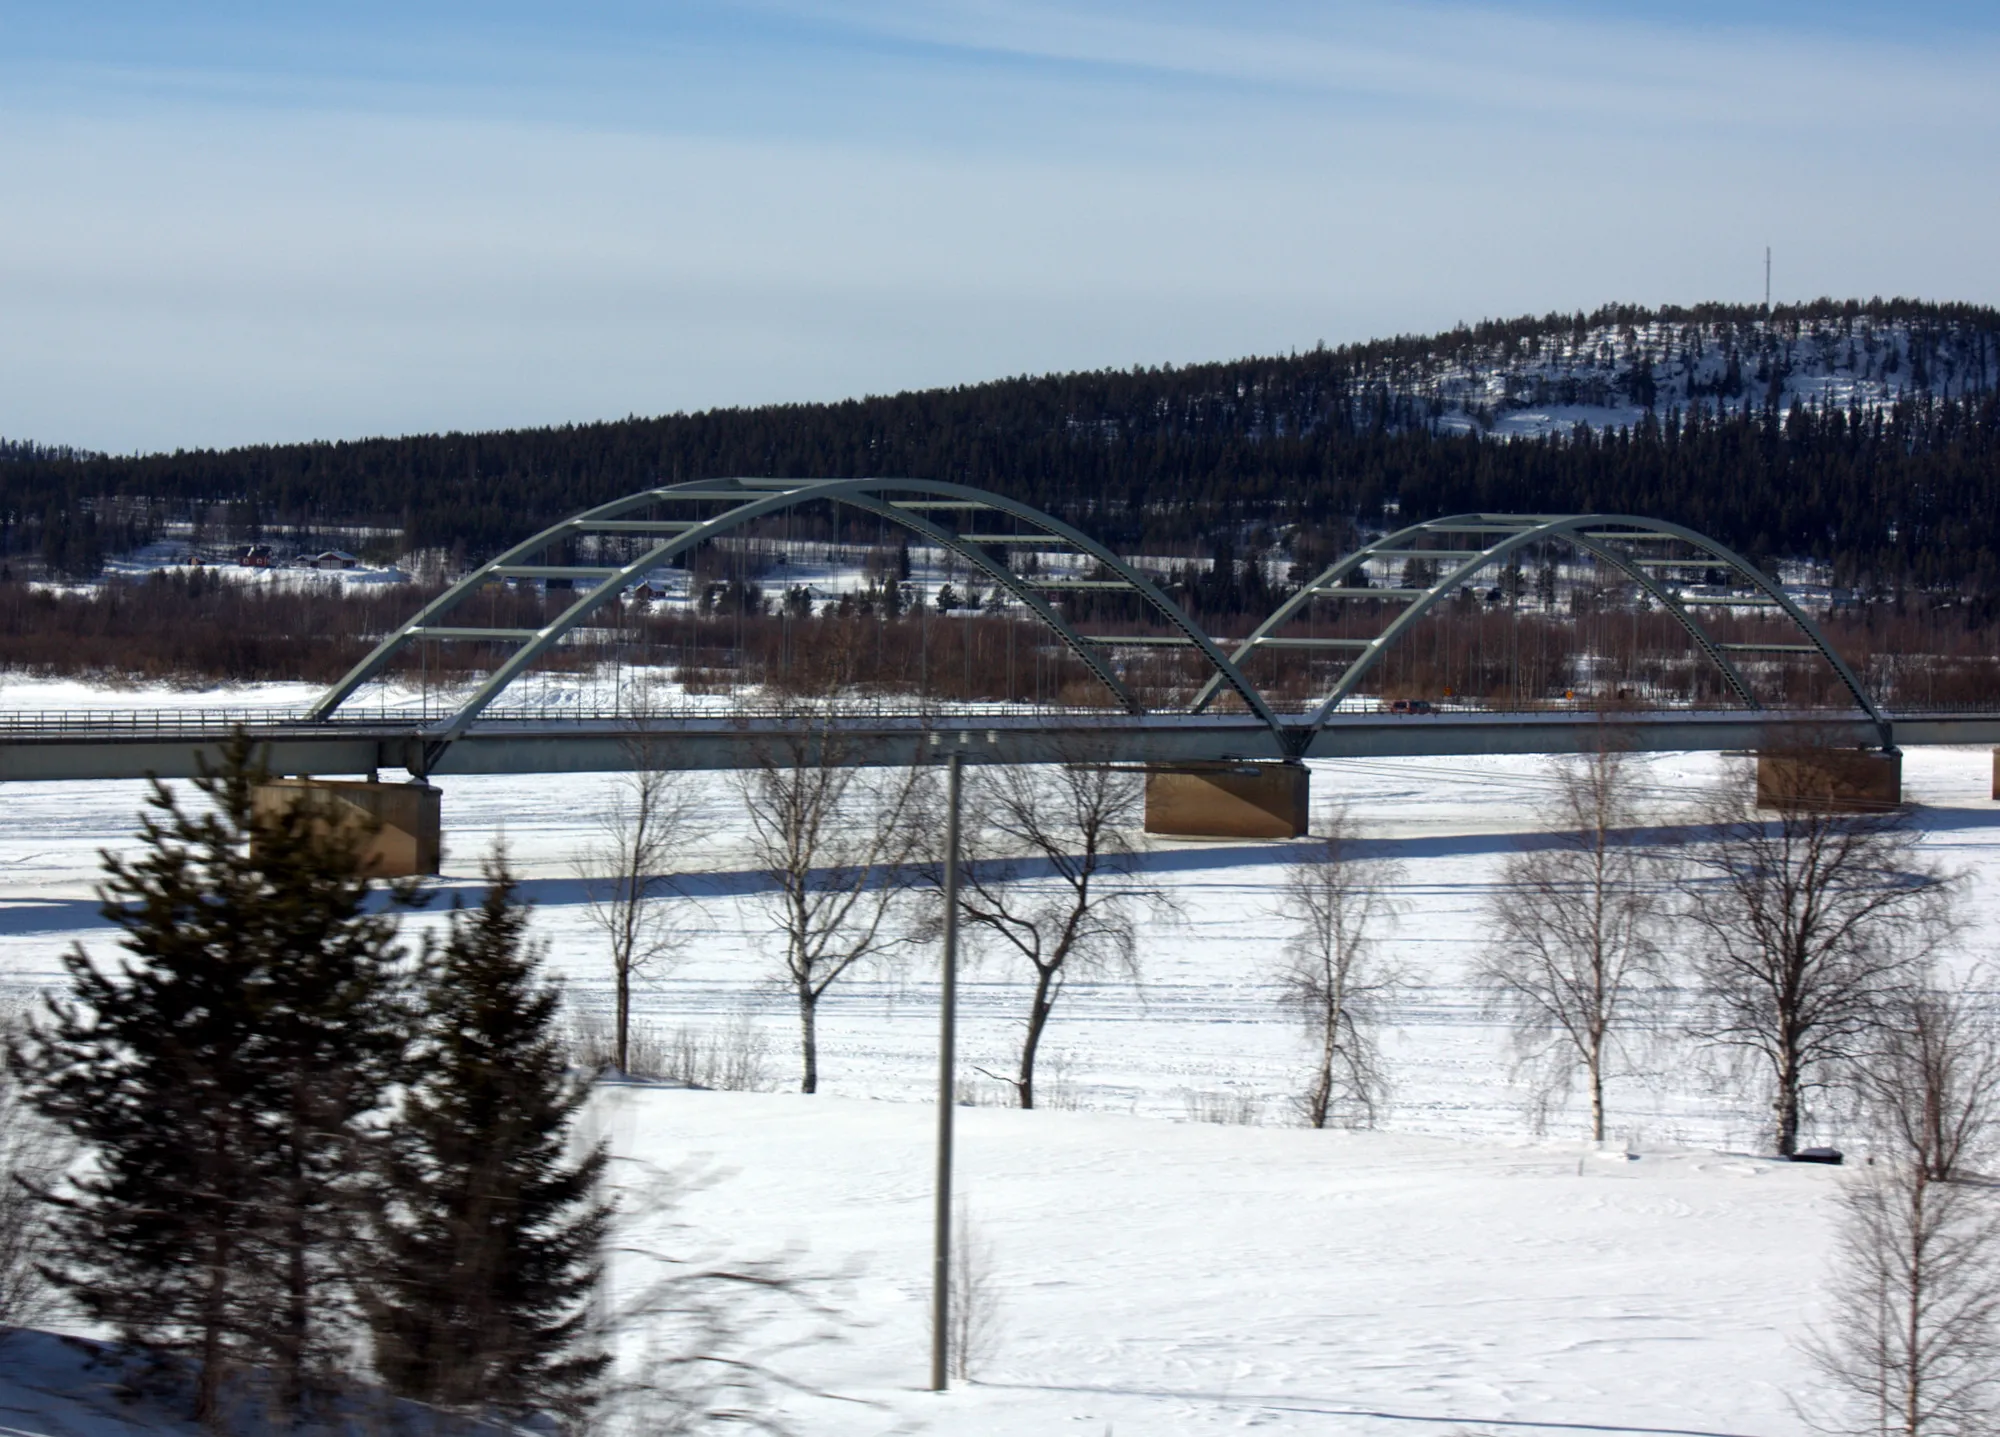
[930,749,963,1392]
[1765,246,1771,312]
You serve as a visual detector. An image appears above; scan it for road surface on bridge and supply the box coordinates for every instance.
[3,705,1997,782]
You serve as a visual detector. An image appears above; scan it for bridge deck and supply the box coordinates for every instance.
[3,708,1998,781]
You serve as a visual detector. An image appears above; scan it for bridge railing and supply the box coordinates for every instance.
[0,707,343,734]
[0,697,1113,734]
[4,695,1997,740]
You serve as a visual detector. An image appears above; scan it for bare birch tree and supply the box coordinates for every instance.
[1477,748,1664,1143]
[944,761,1165,1110]
[1807,1161,2000,1436]
[578,731,705,1075]
[738,702,926,1094]
[1858,975,2000,1183]
[1275,807,1400,1130]
[1676,758,1954,1156]
[1805,974,2000,1434]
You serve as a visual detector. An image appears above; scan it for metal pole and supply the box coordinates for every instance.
[930,749,963,1392]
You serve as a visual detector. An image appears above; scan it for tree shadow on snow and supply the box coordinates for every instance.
[976,1380,1765,1437]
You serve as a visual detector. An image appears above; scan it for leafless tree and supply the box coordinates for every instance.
[1477,749,1664,1143]
[1804,1010,2000,1437]
[1857,975,2000,1183]
[1275,807,1400,1130]
[0,1003,69,1333]
[943,761,1166,1110]
[1805,1160,2000,1437]
[578,730,706,1075]
[1676,756,1954,1156]
[737,700,926,1094]
[946,1198,1002,1383]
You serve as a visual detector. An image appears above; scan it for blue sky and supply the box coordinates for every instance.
[3,1,1996,452]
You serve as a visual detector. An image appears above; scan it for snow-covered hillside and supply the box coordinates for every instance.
[1351,307,1999,439]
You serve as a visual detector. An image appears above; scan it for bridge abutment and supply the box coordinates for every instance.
[1755,749,1902,813]
[1143,762,1309,839]
[252,778,443,877]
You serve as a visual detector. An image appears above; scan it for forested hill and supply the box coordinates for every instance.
[6,298,2000,596]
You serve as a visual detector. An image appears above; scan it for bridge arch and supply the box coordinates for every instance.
[312,477,1282,741]
[1195,513,1889,747]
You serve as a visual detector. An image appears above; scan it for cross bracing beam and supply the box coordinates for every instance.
[408,627,546,641]
[1252,637,1373,648]
[1431,524,1548,534]
[488,566,627,580]
[1310,588,1428,600]
[633,490,783,502]
[1365,549,1487,560]
[580,521,705,534]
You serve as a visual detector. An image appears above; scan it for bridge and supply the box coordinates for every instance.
[4,479,1997,788]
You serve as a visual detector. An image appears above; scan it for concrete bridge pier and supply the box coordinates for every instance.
[1755,748,1902,813]
[252,777,444,877]
[1143,761,1310,839]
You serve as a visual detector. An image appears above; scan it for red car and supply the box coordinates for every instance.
[1380,698,1435,715]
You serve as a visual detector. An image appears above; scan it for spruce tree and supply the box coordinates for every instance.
[368,852,610,1423]
[14,736,412,1427]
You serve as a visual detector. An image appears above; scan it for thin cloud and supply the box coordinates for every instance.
[768,0,2000,130]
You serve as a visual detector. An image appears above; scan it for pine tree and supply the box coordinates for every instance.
[368,852,610,1423]
[241,775,416,1418]
[14,736,411,1427]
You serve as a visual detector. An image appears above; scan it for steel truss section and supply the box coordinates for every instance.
[1192,513,1890,750]
[310,478,1283,750]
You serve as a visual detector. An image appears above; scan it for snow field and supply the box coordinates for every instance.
[3,677,1998,1432]
[598,1087,1842,1435]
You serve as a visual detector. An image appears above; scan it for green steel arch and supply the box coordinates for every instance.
[1195,513,1890,747]
[312,477,1282,740]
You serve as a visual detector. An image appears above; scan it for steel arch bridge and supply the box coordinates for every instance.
[312,480,1890,759]
[313,476,1280,739]
[1193,511,1889,747]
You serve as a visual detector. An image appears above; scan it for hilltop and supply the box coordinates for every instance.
[1338,300,1997,436]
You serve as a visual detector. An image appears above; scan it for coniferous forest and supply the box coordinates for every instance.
[4,300,1999,604]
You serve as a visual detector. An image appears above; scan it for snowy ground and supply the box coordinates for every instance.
[598,1089,1848,1436]
[3,676,1997,1433]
